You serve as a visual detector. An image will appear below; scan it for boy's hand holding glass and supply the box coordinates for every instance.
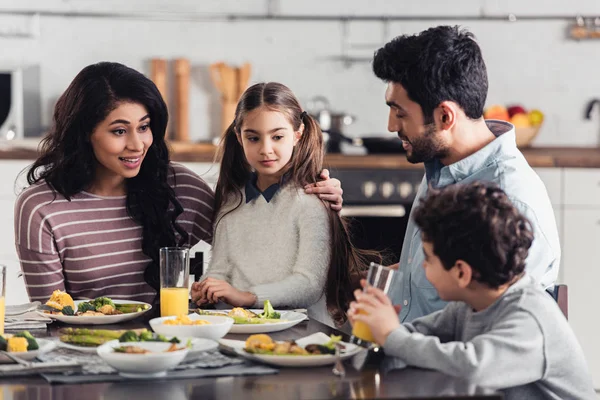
[195,277,256,307]
[349,281,401,346]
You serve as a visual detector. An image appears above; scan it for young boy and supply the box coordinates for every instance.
[348,182,595,400]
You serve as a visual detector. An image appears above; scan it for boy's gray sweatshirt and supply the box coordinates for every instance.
[384,274,596,400]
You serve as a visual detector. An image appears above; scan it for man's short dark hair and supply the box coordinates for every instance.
[413,182,533,288]
[373,25,488,123]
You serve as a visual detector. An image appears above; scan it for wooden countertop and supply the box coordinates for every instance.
[1,142,600,169]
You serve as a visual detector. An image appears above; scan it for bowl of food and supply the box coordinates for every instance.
[0,331,56,363]
[149,314,233,341]
[96,340,189,378]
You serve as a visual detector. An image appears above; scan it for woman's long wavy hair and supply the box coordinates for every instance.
[215,82,382,326]
[26,61,188,293]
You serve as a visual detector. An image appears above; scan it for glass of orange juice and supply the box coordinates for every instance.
[159,247,190,317]
[350,262,396,348]
[0,265,6,335]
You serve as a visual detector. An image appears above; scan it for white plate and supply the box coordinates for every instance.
[149,314,233,341]
[0,338,56,364]
[219,332,361,367]
[57,337,217,361]
[37,300,152,325]
[197,309,307,334]
[96,340,189,378]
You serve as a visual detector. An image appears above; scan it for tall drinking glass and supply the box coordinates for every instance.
[350,262,396,348]
[159,247,190,317]
[0,265,6,335]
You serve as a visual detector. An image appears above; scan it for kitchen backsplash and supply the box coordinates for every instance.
[0,0,599,146]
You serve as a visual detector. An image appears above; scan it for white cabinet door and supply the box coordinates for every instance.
[563,208,600,388]
[564,168,600,207]
[534,168,562,206]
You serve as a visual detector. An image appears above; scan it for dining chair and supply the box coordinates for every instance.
[553,284,568,320]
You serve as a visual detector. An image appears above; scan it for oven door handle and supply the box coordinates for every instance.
[340,205,406,218]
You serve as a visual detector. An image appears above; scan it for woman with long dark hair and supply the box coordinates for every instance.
[15,62,343,305]
[192,82,381,328]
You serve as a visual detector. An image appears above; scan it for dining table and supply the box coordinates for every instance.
[0,310,503,400]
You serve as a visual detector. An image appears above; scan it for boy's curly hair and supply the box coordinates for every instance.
[413,182,533,288]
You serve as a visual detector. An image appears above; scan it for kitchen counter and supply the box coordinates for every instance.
[1,142,600,169]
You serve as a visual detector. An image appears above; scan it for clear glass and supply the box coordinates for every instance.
[0,265,6,335]
[159,247,190,317]
[351,262,395,348]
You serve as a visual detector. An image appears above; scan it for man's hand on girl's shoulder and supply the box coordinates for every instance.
[304,169,343,211]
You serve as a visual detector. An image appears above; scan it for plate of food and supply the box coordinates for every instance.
[195,300,306,334]
[0,331,56,363]
[218,332,361,367]
[37,290,151,325]
[58,328,216,361]
[96,340,190,378]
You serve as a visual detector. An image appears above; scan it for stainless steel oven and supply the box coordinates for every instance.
[333,168,424,262]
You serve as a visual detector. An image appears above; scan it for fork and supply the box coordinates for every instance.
[332,343,345,378]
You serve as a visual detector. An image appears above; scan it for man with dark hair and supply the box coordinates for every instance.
[348,182,595,400]
[373,25,560,321]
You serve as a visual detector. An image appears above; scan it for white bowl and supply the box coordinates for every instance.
[97,340,189,378]
[149,314,234,341]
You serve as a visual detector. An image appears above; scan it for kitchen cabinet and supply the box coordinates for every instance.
[563,208,600,387]
[562,168,600,388]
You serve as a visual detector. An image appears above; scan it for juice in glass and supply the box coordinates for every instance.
[351,310,375,343]
[159,247,190,317]
[160,287,189,317]
[350,262,395,348]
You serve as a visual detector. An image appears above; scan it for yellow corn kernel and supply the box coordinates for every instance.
[7,337,28,352]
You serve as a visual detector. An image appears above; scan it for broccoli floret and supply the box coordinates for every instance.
[61,305,75,316]
[258,300,280,319]
[77,302,96,313]
[118,331,140,343]
[139,331,154,342]
[14,331,39,351]
[169,337,181,344]
[91,297,115,310]
[0,335,7,351]
[155,334,168,342]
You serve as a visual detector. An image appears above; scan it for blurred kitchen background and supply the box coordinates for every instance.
[0,0,599,145]
[1,0,600,390]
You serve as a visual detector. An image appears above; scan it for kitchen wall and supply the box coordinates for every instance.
[1,0,600,145]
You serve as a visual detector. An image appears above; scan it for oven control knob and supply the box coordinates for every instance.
[380,182,395,198]
[362,181,377,198]
[398,182,413,198]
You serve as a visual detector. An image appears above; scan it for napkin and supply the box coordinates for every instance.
[4,303,53,331]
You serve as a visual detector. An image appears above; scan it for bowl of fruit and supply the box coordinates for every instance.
[483,105,544,148]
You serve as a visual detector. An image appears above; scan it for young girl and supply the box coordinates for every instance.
[15,63,343,305]
[191,82,380,327]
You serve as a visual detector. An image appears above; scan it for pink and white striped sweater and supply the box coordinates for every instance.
[14,163,214,304]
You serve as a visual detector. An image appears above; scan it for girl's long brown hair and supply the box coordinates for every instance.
[214,82,382,326]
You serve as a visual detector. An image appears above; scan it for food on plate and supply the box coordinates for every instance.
[243,334,343,356]
[44,294,150,317]
[118,330,181,344]
[114,342,190,354]
[163,315,211,326]
[0,330,40,352]
[45,290,75,311]
[196,300,285,324]
[58,328,174,347]
[113,341,191,354]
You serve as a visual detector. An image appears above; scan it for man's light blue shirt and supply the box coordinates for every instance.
[390,121,561,322]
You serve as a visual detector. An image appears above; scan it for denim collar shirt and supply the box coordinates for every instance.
[389,121,561,322]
